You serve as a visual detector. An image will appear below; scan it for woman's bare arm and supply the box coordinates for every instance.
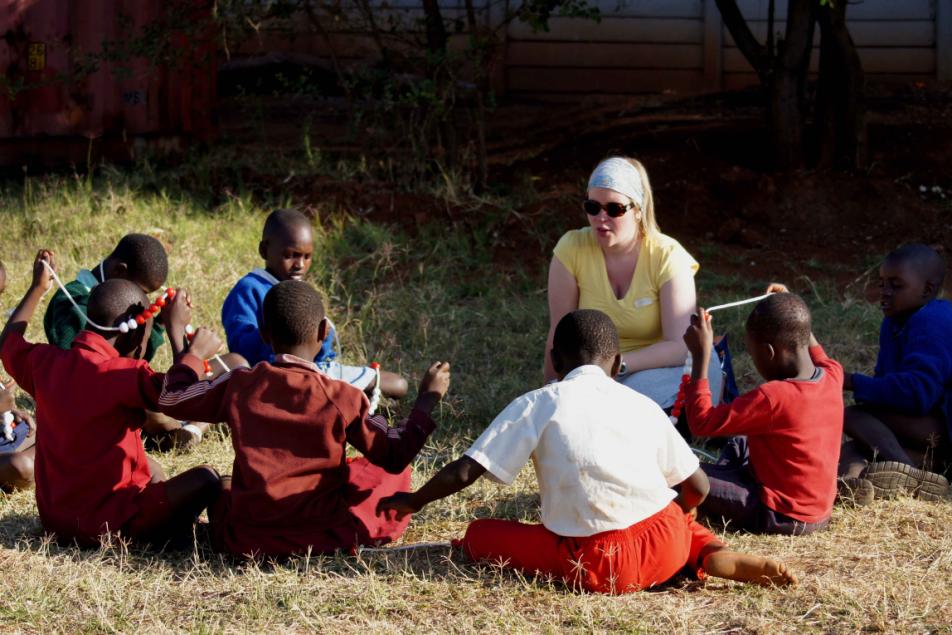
[622,270,694,372]
[544,257,579,382]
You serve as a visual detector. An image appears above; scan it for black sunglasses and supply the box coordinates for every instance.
[583,199,634,218]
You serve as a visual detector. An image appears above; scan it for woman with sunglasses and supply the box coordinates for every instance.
[544,156,722,414]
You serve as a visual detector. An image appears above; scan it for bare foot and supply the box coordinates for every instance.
[703,550,797,587]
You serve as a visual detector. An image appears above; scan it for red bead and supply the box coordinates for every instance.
[167,288,176,298]
[143,310,153,319]
[156,298,166,307]
[135,315,146,325]
[370,362,380,370]
[203,360,212,374]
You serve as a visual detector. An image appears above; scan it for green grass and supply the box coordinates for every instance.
[0,167,950,633]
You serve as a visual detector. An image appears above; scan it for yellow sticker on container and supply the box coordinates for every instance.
[28,43,45,71]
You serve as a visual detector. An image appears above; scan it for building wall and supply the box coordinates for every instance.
[236,0,952,98]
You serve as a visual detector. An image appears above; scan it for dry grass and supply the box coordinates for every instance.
[0,170,950,633]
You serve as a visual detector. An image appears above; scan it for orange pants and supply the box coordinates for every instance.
[459,501,723,594]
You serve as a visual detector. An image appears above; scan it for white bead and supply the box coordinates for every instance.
[119,322,129,333]
[2,412,13,426]
[127,319,138,330]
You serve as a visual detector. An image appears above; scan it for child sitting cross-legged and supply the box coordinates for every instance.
[840,244,952,501]
[0,251,221,547]
[0,258,38,492]
[221,208,408,403]
[683,289,844,534]
[160,279,449,559]
[42,233,233,449]
[379,309,795,594]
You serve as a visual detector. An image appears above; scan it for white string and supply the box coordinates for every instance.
[706,292,774,313]
[44,261,230,374]
[42,260,122,331]
[212,354,230,373]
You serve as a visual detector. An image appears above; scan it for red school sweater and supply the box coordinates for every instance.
[1,331,162,542]
[685,345,844,523]
[159,353,435,557]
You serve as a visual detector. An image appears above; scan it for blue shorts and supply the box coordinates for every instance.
[0,419,30,454]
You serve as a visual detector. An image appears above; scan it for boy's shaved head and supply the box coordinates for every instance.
[885,244,946,289]
[110,234,169,292]
[262,209,311,241]
[263,280,325,348]
[553,309,620,365]
[87,279,149,330]
[746,293,812,350]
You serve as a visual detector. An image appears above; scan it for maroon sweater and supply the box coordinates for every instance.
[159,353,434,556]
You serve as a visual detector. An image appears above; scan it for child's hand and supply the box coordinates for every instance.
[766,282,789,294]
[0,388,14,413]
[31,250,55,293]
[163,288,193,334]
[13,409,35,437]
[419,361,451,399]
[682,308,714,359]
[188,328,223,361]
[376,491,421,521]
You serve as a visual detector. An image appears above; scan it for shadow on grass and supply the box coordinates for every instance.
[0,506,708,598]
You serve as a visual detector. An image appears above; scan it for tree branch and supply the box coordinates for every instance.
[714,0,770,81]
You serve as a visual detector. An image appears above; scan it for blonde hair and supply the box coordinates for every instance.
[622,157,659,238]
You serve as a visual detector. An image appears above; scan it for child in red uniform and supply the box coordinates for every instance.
[0,251,221,547]
[160,279,449,559]
[682,288,844,535]
[379,310,795,594]
[0,259,38,491]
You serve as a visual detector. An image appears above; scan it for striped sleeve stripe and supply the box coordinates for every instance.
[159,370,233,407]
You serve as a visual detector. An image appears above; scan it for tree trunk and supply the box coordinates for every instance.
[717,0,814,170]
[464,0,489,191]
[815,0,867,169]
[421,0,449,65]
[767,0,815,169]
[420,0,455,170]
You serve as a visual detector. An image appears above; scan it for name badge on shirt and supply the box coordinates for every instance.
[634,297,653,308]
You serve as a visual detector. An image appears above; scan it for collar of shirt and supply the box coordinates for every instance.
[71,330,120,359]
[75,268,100,292]
[560,364,610,382]
[252,268,281,286]
[273,353,319,371]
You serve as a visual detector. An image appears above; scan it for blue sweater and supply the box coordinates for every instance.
[221,269,336,366]
[853,299,952,437]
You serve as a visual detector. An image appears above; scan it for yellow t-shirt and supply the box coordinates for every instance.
[553,228,699,353]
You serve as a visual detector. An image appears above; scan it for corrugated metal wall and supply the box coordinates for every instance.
[505,0,945,97]
[237,0,952,98]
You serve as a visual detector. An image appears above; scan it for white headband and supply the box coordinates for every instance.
[587,158,645,209]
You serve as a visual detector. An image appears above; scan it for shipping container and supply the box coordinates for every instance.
[0,0,216,166]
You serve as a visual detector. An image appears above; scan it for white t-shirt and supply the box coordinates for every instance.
[465,365,700,537]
